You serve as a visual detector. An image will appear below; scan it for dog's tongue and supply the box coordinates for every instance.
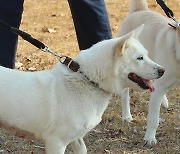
[143,80,155,92]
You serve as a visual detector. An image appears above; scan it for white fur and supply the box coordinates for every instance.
[0,25,164,153]
[118,0,180,145]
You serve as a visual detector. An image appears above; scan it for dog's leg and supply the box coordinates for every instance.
[161,95,169,108]
[144,74,175,145]
[121,88,133,122]
[144,90,165,145]
[70,138,87,154]
[44,137,67,154]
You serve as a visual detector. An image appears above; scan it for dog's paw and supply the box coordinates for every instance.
[159,118,165,124]
[122,115,133,122]
[144,134,157,146]
[144,138,157,147]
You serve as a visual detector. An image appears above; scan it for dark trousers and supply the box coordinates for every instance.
[0,0,112,68]
[0,0,24,68]
[68,0,112,50]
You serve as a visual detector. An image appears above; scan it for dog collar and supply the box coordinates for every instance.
[168,23,177,29]
[60,56,80,72]
[60,57,109,94]
[168,22,180,30]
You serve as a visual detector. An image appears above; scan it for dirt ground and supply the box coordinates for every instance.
[0,0,179,153]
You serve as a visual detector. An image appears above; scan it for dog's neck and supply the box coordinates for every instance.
[73,48,125,96]
[78,70,111,94]
[59,55,112,94]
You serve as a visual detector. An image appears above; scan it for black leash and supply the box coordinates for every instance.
[0,19,45,50]
[156,0,174,18]
[0,19,111,93]
[0,19,80,72]
[156,0,179,28]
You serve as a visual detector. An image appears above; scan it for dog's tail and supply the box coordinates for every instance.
[129,0,149,14]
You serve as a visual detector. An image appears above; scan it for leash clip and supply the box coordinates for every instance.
[42,46,63,58]
[42,47,80,72]
[169,14,180,27]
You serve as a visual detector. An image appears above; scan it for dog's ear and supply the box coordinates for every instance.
[131,24,144,39]
[116,24,144,54]
[116,32,132,55]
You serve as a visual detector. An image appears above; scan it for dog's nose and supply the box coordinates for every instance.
[158,68,165,77]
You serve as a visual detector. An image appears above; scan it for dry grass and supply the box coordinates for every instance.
[0,0,179,153]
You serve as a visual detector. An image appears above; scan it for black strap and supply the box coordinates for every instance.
[0,19,45,50]
[0,19,81,73]
[156,0,174,18]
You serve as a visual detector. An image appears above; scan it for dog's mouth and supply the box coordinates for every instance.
[128,73,155,92]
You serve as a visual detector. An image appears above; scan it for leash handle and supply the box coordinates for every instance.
[10,27,46,50]
[0,19,65,58]
[156,0,174,18]
[0,19,45,49]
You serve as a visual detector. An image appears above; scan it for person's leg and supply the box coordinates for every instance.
[68,0,112,50]
[0,0,24,68]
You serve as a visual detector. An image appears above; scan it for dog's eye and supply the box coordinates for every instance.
[137,56,143,60]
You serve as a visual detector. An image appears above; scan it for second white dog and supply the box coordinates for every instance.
[119,0,180,145]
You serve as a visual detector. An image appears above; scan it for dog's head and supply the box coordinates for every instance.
[77,25,165,95]
[114,24,165,92]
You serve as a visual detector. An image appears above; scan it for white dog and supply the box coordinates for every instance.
[119,0,180,145]
[0,25,164,154]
